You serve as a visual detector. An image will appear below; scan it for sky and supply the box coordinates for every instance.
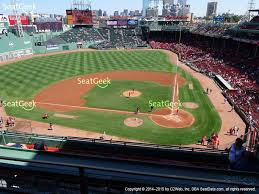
[0,0,258,17]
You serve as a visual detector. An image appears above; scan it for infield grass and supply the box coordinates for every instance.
[85,80,172,113]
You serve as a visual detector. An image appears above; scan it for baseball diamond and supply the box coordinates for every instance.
[0,1,259,192]
[0,50,222,145]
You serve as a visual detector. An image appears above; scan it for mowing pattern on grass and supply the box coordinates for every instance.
[0,50,221,145]
[0,51,171,100]
[85,80,172,113]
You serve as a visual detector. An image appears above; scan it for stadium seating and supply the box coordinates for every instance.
[54,27,104,43]
[190,24,234,37]
[91,28,147,49]
[44,27,147,49]
[149,37,259,129]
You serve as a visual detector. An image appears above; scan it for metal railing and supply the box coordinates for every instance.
[0,155,258,194]
[1,130,227,154]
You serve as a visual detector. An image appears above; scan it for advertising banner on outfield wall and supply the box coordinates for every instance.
[8,15,29,25]
[107,20,118,26]
[127,19,138,26]
[117,20,128,26]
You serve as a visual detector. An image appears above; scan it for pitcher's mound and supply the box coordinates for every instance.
[123,90,141,98]
[150,108,195,128]
[124,117,143,127]
[183,102,199,109]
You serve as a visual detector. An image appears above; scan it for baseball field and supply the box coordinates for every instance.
[0,50,221,145]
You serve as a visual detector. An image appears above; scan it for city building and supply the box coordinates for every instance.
[103,11,107,17]
[143,0,150,16]
[114,11,119,16]
[146,7,159,17]
[162,0,174,16]
[171,3,180,16]
[123,9,129,16]
[177,0,187,6]
[171,0,190,17]
[178,4,190,16]
[206,1,218,18]
[134,10,141,16]
[129,11,135,17]
[97,9,103,17]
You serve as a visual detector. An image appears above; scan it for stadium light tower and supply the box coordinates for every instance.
[240,0,256,22]
[11,0,24,37]
[248,0,256,20]
[72,0,91,10]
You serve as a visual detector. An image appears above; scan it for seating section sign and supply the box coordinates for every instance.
[0,15,9,34]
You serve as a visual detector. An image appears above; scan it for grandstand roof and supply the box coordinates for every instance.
[249,9,259,12]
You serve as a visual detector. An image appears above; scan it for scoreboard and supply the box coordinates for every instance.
[66,9,93,25]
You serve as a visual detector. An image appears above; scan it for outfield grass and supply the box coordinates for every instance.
[0,50,221,145]
[0,51,172,100]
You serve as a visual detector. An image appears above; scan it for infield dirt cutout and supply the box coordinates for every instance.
[182,102,199,109]
[122,90,142,98]
[150,108,195,128]
[54,114,78,119]
[124,117,144,127]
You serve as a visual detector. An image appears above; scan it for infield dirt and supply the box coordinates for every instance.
[34,71,186,112]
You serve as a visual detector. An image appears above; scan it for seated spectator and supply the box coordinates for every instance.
[201,136,206,146]
[6,117,15,127]
[229,138,246,170]
[34,141,48,151]
[0,117,3,129]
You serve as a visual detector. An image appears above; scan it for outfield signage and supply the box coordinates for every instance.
[46,45,59,51]
[0,15,9,34]
[106,19,138,28]
[213,16,225,23]
[107,20,118,26]
[8,15,29,25]
[128,19,138,26]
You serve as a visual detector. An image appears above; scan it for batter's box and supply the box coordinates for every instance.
[163,115,181,123]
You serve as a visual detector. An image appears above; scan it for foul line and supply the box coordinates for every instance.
[170,54,179,116]
[35,101,169,117]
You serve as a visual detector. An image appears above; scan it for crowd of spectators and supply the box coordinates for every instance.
[44,27,147,49]
[200,133,220,149]
[191,24,233,37]
[0,116,15,129]
[150,37,259,129]
[188,21,259,42]
[58,27,103,43]
[92,28,147,49]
